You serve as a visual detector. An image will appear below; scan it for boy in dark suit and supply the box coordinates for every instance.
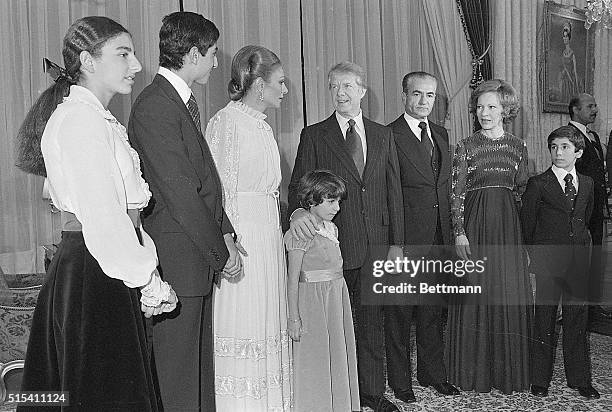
[521,125,600,399]
[128,12,242,412]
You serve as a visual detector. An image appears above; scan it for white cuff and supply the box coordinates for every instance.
[140,272,172,307]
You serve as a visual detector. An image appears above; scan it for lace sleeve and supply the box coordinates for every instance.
[205,107,240,230]
[513,139,529,202]
[451,139,468,237]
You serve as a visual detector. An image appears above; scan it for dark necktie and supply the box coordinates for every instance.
[346,119,364,176]
[419,121,433,158]
[564,173,576,210]
[187,94,201,133]
[587,130,602,160]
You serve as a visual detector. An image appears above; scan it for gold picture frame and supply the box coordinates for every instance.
[542,1,595,113]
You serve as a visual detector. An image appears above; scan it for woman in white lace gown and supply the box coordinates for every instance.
[206,45,292,411]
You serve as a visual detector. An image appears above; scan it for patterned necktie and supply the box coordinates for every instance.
[564,173,576,210]
[187,94,201,133]
[419,121,433,158]
[346,119,364,176]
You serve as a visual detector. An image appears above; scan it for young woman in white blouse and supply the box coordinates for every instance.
[15,16,176,411]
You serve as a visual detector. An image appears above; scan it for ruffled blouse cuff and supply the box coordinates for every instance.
[140,272,172,307]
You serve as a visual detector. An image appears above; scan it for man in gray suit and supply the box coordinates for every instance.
[289,61,404,412]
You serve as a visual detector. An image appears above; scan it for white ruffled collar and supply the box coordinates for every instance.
[63,85,152,205]
[228,100,267,120]
[63,85,117,121]
[315,220,339,244]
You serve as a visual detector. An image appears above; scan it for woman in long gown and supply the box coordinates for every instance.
[558,22,579,103]
[206,45,292,411]
[446,79,532,394]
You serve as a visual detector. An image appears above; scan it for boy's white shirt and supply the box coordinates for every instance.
[551,164,578,191]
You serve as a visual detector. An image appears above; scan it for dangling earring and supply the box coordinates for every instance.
[259,86,264,102]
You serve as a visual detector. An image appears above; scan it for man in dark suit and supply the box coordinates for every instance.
[288,61,404,412]
[568,94,608,314]
[521,125,599,399]
[385,72,459,403]
[128,12,242,412]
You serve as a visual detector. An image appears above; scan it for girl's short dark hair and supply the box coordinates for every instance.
[296,170,347,210]
[16,16,129,176]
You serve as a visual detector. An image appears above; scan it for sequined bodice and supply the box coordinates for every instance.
[451,131,528,236]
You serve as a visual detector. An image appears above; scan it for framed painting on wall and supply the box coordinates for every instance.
[542,1,595,113]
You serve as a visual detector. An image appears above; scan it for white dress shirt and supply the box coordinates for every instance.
[569,120,592,141]
[551,164,579,192]
[403,112,435,147]
[335,110,367,160]
[158,66,193,105]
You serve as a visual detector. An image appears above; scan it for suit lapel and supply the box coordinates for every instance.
[362,117,382,182]
[541,168,567,207]
[320,114,362,182]
[430,123,450,179]
[154,74,203,139]
[392,116,433,182]
[575,173,589,210]
[569,122,602,160]
[152,75,222,191]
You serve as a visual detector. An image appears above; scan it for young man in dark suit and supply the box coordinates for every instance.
[568,94,608,315]
[288,61,404,412]
[521,125,600,400]
[128,12,242,412]
[385,72,459,403]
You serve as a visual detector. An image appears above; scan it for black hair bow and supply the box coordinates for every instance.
[43,58,76,84]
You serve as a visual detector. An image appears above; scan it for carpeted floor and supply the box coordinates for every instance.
[370,330,612,412]
[3,240,612,412]
[1,331,609,411]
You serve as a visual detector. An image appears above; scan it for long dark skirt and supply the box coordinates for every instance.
[17,232,158,411]
[445,188,532,394]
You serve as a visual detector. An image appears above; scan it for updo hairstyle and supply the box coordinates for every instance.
[227,45,281,101]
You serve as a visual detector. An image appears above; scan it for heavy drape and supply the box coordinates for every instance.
[10,0,611,280]
[0,0,176,271]
[457,0,493,88]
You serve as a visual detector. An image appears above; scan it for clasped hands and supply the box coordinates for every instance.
[222,233,248,278]
[140,270,178,318]
[141,288,178,318]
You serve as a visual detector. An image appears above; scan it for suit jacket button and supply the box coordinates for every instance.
[362,186,366,192]
[433,204,439,208]
[569,232,574,237]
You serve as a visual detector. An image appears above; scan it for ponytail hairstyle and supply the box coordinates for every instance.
[228,45,281,101]
[15,16,129,176]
